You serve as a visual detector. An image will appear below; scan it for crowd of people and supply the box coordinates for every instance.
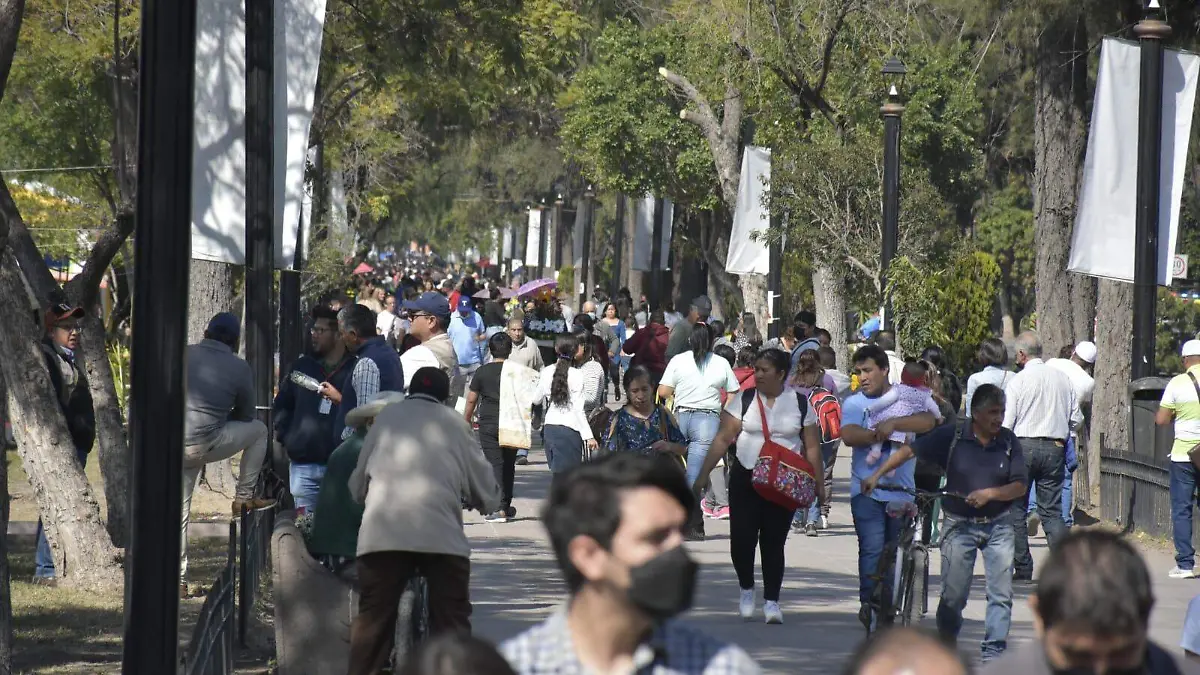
[158,251,1200,674]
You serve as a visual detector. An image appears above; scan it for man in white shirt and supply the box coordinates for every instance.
[376,294,398,347]
[1003,331,1081,581]
[873,331,907,385]
[1039,340,1096,529]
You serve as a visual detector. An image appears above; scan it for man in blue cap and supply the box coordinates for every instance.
[400,292,460,401]
[182,312,273,595]
[448,296,486,396]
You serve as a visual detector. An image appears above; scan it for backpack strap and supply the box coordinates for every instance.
[740,388,756,418]
[796,391,808,429]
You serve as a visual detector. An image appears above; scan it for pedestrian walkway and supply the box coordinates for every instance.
[466,445,1200,672]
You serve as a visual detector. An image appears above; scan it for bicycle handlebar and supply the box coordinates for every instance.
[873,483,971,501]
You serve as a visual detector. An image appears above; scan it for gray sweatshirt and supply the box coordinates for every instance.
[184,339,255,446]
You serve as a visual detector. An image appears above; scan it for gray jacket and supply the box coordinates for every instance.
[184,339,256,446]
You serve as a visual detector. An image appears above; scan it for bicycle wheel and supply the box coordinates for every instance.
[391,577,429,667]
[900,547,927,626]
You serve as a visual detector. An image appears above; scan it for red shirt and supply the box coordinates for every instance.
[733,367,756,391]
[623,323,670,376]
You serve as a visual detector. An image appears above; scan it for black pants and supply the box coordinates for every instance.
[482,443,517,513]
[1013,438,1069,576]
[729,462,795,601]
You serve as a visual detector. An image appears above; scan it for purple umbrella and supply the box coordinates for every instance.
[517,278,557,297]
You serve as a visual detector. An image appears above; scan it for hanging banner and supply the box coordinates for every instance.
[725,146,771,275]
[631,196,673,271]
[191,0,326,269]
[1068,37,1200,284]
[525,209,543,267]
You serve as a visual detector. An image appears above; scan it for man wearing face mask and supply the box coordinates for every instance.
[983,529,1200,675]
[501,452,759,675]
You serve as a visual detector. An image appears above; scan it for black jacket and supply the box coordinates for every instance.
[40,339,95,453]
[273,352,355,465]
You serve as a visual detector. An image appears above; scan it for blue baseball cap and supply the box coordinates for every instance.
[403,292,451,323]
[206,312,240,341]
[456,296,474,314]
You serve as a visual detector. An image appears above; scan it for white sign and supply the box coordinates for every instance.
[726,146,771,275]
[631,196,673,271]
[1174,254,1189,280]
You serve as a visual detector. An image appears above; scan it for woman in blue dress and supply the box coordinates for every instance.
[600,365,687,457]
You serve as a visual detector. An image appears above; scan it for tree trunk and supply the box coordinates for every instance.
[739,274,768,338]
[1088,279,1133,511]
[813,262,849,371]
[0,253,121,590]
[188,259,239,496]
[1033,9,1093,352]
[77,309,130,547]
[0,376,12,672]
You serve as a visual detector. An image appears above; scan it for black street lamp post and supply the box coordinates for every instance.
[580,186,595,309]
[879,56,906,332]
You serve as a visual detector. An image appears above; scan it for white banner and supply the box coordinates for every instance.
[191,0,326,269]
[725,146,771,275]
[525,209,543,266]
[631,196,673,271]
[1068,38,1200,284]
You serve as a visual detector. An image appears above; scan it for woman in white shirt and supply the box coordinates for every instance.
[537,332,597,492]
[570,324,607,414]
[963,337,1014,416]
[692,348,824,626]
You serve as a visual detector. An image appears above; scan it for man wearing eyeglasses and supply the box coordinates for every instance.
[399,292,460,402]
[32,303,95,586]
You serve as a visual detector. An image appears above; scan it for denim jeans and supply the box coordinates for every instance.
[806,440,839,523]
[677,409,721,487]
[1170,460,1200,570]
[35,446,90,578]
[1027,436,1077,526]
[1013,438,1068,577]
[851,494,905,604]
[290,462,327,515]
[938,513,1015,661]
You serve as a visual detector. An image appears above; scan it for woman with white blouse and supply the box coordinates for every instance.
[537,332,597,492]
[963,337,1014,416]
[570,325,607,414]
[693,348,824,625]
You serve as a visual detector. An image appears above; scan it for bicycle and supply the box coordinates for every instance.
[389,576,430,668]
[860,483,969,634]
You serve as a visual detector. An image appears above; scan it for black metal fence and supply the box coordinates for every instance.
[238,505,276,647]
[1100,432,1200,542]
[182,522,237,675]
[182,505,278,673]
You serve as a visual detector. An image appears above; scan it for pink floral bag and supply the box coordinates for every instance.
[750,394,817,510]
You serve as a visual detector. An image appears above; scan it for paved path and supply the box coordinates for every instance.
[466,444,1200,672]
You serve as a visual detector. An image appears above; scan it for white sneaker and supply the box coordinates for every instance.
[819,514,830,530]
[764,600,784,625]
[739,589,756,620]
[1169,566,1197,579]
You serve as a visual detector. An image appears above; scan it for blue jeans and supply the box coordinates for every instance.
[1171,460,1200,569]
[290,462,327,515]
[938,513,1015,661]
[1027,436,1077,526]
[1013,438,1068,577]
[36,446,90,578]
[806,440,839,523]
[677,409,720,487]
[851,494,904,604]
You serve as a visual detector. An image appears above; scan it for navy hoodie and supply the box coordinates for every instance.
[273,352,355,465]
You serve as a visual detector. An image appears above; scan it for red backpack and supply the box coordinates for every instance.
[808,387,842,444]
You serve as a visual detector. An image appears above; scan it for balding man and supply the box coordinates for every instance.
[843,627,968,675]
[1003,330,1081,581]
[582,300,619,369]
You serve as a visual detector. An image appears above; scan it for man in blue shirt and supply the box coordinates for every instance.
[448,296,486,395]
[839,344,938,629]
[864,383,1027,662]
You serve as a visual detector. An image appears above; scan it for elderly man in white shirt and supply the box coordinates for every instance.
[1036,341,1096,529]
[1003,330,1082,581]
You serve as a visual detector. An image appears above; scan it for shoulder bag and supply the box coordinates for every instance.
[748,392,818,510]
[1184,373,1200,470]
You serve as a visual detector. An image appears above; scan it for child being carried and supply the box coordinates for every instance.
[865,361,944,475]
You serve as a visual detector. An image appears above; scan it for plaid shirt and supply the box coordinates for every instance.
[501,610,760,675]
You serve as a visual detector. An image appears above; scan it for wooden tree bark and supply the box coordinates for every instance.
[1033,10,1094,352]
[188,259,239,495]
[77,309,129,546]
[0,377,11,672]
[1088,280,1133,510]
[813,261,849,371]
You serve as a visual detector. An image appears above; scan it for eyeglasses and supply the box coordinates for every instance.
[310,326,334,335]
[54,324,81,333]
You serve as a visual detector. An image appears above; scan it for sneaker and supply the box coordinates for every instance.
[713,506,731,520]
[506,506,518,519]
[232,497,276,515]
[791,514,806,533]
[764,600,784,625]
[701,502,716,519]
[819,514,829,530]
[805,522,818,537]
[515,456,529,466]
[485,511,509,524]
[1027,512,1041,537]
[858,603,872,631]
[739,589,756,620]
[1169,566,1197,579]
[684,527,705,542]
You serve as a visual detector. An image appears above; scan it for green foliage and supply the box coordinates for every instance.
[976,175,1035,326]
[1158,289,1200,375]
[887,256,946,355]
[940,250,1002,372]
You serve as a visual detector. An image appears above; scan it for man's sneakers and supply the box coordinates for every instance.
[805,522,818,537]
[485,511,509,523]
[1027,512,1041,537]
[515,455,529,466]
[818,514,830,530]
[1169,566,1197,579]
[231,497,276,516]
[763,600,784,625]
[739,589,756,620]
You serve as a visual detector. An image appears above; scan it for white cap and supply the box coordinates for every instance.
[1184,340,1200,358]
[1073,341,1097,365]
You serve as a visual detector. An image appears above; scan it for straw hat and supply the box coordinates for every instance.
[345,391,407,428]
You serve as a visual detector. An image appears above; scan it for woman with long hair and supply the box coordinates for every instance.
[692,348,825,625]
[657,322,740,541]
[600,302,628,399]
[599,366,687,457]
[536,333,597,490]
[732,312,763,352]
[570,324,607,414]
[790,349,839,537]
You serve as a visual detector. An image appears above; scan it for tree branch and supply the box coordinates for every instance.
[658,67,721,137]
[815,0,855,95]
[0,181,61,306]
[65,212,133,311]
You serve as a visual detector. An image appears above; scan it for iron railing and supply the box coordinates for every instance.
[1099,434,1200,542]
[238,505,276,647]
[182,522,237,675]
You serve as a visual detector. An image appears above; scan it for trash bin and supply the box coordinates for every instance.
[1127,377,1174,459]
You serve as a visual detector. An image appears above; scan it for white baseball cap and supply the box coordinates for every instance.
[1184,340,1200,358]
[1073,341,1097,364]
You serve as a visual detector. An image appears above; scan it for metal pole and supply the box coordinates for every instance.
[122,0,194,665]
[553,195,564,272]
[279,211,305,377]
[580,188,595,309]
[1132,9,1170,379]
[649,197,664,311]
[879,90,904,331]
[767,213,783,340]
[611,194,625,300]
[246,0,275,474]
[537,201,548,279]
